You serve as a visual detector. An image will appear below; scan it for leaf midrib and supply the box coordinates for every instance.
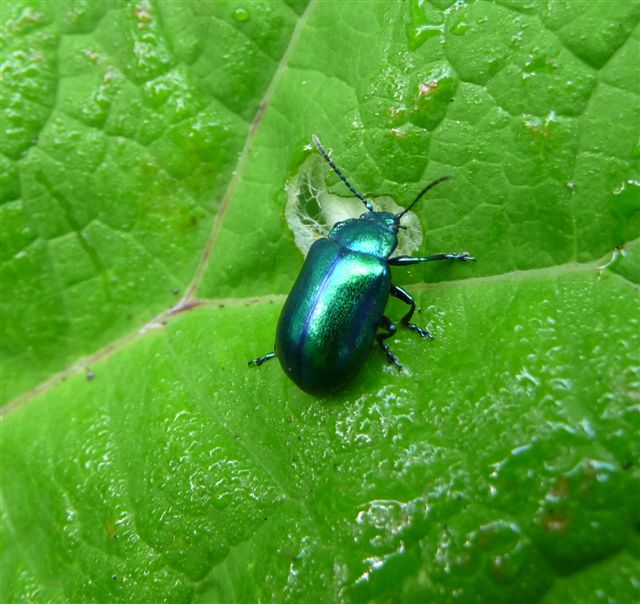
[183,0,318,301]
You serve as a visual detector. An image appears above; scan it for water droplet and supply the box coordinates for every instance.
[451,21,469,36]
[405,0,444,50]
[516,367,539,387]
[613,178,640,195]
[523,55,557,77]
[232,7,250,22]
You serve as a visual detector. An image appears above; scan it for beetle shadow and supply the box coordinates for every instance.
[298,353,400,406]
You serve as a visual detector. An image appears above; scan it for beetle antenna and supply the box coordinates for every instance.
[312,135,373,212]
[396,175,452,221]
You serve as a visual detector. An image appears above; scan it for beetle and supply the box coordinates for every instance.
[249,135,475,395]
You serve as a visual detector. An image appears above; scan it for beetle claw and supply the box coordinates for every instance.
[407,323,433,340]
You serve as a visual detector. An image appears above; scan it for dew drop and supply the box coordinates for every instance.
[232,7,250,22]
[451,21,469,36]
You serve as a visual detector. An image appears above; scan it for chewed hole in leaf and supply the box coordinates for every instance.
[285,154,423,257]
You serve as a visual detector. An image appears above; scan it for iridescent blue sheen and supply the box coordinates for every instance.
[276,213,397,394]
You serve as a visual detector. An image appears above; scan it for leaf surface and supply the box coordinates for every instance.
[2,1,639,602]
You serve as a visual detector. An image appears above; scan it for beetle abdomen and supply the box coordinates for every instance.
[276,238,390,394]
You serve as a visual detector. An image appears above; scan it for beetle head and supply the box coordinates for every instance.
[329,211,399,258]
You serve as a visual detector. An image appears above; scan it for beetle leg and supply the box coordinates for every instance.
[377,316,402,369]
[390,284,434,339]
[248,351,276,367]
[389,252,475,265]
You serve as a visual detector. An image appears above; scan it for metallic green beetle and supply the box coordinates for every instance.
[249,136,474,395]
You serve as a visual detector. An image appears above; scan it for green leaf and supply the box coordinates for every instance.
[2,1,639,602]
